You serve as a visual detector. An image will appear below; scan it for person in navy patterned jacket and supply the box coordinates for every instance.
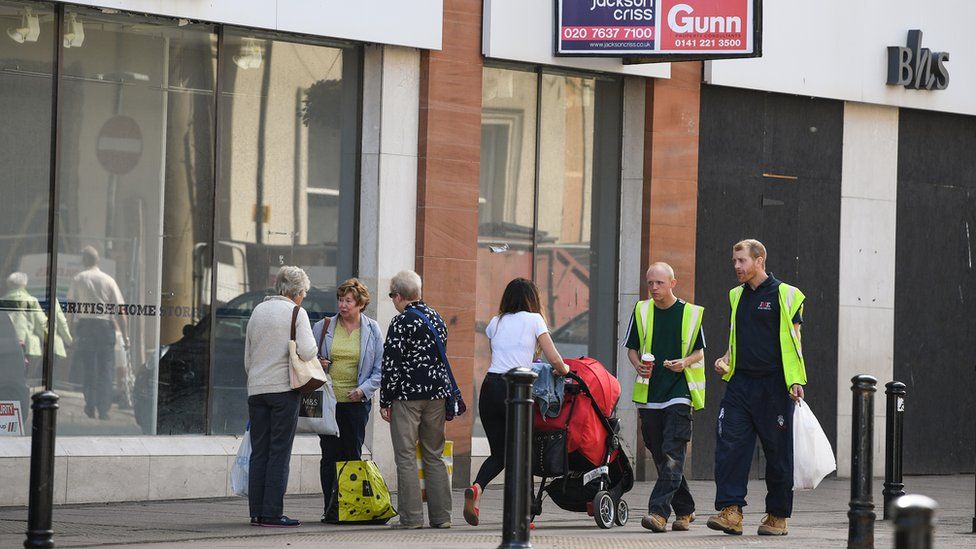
[379,270,452,529]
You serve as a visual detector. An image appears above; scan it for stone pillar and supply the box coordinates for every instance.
[359,44,422,489]
[414,0,484,486]
[640,62,702,476]
[836,102,898,477]
[616,75,647,479]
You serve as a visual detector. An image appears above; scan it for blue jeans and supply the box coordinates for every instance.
[640,405,695,519]
[248,391,300,519]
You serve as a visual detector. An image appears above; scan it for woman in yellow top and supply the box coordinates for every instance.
[311,278,383,521]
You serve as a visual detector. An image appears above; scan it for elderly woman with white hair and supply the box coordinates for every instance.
[3,272,49,362]
[380,270,453,529]
[244,266,318,528]
[3,272,71,380]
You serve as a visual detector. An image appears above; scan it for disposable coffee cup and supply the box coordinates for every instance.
[637,353,654,381]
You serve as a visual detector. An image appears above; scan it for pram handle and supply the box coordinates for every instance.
[564,371,583,384]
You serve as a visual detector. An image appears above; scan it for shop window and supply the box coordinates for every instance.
[537,74,621,368]
[475,66,621,437]
[210,33,359,434]
[52,8,217,435]
[0,2,362,437]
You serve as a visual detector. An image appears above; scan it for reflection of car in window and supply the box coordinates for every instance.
[145,287,334,435]
[549,310,588,360]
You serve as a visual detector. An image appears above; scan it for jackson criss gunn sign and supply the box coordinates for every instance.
[555,0,762,62]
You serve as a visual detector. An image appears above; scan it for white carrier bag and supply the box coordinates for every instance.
[231,424,251,497]
[793,399,836,490]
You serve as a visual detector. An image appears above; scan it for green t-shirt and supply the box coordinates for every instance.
[625,300,705,407]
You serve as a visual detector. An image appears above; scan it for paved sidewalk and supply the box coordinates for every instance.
[1,475,974,548]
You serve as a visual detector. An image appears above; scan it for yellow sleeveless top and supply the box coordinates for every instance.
[330,326,361,403]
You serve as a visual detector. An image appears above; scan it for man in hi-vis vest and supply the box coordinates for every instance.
[707,239,806,537]
[624,262,705,533]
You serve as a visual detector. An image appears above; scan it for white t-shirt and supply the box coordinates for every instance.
[485,311,549,374]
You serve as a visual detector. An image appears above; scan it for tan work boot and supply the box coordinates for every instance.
[672,512,695,531]
[757,514,788,535]
[706,505,743,535]
[640,512,667,533]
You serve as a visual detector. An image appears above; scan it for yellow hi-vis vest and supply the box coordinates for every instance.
[725,282,807,390]
[632,300,706,410]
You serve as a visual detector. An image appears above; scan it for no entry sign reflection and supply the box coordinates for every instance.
[96,115,143,175]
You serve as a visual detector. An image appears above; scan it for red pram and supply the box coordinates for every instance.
[531,357,634,528]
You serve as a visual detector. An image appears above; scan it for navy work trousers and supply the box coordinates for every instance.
[640,405,695,519]
[713,372,795,517]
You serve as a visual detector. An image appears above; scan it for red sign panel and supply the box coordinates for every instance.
[659,0,750,51]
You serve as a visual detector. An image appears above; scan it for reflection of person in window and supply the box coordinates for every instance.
[0,275,32,416]
[1,272,73,384]
[68,246,127,420]
[2,272,48,377]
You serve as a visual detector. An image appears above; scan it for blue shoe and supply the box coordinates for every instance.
[259,515,301,528]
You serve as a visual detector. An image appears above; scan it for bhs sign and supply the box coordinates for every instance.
[887,29,949,90]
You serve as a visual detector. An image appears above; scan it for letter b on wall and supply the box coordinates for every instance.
[887,46,913,86]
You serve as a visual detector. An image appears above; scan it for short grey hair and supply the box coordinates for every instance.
[82,246,99,268]
[6,272,28,289]
[275,266,310,299]
[390,270,422,301]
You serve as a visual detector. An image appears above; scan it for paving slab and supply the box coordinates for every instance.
[1,475,974,548]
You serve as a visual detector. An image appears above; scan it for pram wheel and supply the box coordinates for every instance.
[593,491,615,529]
[614,499,629,526]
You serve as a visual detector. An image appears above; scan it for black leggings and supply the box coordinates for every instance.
[474,373,508,488]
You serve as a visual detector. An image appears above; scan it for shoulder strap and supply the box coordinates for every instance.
[405,308,460,396]
[290,306,300,341]
[317,317,332,356]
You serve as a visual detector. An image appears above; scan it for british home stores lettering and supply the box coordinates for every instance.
[62,301,205,319]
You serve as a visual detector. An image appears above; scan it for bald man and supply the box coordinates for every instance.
[625,263,706,533]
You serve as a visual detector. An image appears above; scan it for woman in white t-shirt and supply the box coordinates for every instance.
[463,278,569,526]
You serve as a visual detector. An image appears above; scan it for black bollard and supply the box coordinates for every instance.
[848,375,877,549]
[25,391,59,549]
[892,494,936,549]
[499,367,538,549]
[883,381,907,520]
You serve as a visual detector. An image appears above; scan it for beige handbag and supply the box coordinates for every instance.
[288,306,327,393]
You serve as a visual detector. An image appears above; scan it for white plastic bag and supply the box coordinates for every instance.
[296,381,339,436]
[793,399,836,490]
[231,426,251,497]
